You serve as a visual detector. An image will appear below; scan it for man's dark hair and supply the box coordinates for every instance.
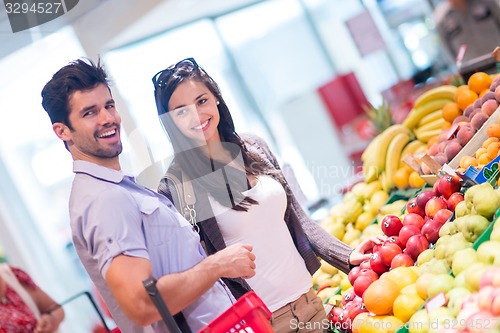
[41,58,109,129]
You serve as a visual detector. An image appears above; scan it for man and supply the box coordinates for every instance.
[434,0,500,63]
[41,58,256,333]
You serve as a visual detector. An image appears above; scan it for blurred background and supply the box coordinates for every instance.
[0,0,468,330]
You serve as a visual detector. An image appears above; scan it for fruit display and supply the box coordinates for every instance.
[319,71,500,333]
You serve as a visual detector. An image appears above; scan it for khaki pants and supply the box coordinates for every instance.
[270,288,328,333]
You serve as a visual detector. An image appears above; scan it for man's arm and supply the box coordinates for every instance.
[105,243,255,326]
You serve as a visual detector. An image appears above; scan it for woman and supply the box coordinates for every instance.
[152,58,380,332]
[0,263,64,333]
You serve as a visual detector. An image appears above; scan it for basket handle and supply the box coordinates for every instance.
[143,276,182,333]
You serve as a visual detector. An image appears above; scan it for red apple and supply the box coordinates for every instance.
[402,213,425,229]
[328,306,343,325]
[447,192,464,211]
[357,268,379,282]
[348,265,361,285]
[437,175,462,199]
[425,197,448,218]
[399,225,422,246]
[390,253,414,268]
[379,242,403,266]
[369,252,390,275]
[406,197,425,217]
[416,190,436,211]
[381,215,403,237]
[342,288,356,305]
[421,218,443,243]
[433,181,441,196]
[353,275,376,297]
[384,236,405,250]
[347,301,368,321]
[359,259,371,270]
[433,208,453,224]
[405,234,430,260]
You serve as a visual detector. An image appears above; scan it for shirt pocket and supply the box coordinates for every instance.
[140,196,175,247]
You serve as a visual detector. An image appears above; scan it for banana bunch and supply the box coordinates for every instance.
[402,85,457,142]
[361,124,413,184]
[376,199,407,223]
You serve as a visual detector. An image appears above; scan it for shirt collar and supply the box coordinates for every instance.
[73,160,127,184]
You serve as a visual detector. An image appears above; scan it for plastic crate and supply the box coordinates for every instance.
[198,291,274,333]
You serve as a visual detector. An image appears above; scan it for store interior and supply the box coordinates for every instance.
[0,0,493,330]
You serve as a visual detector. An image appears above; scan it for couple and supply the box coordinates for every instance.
[41,58,381,333]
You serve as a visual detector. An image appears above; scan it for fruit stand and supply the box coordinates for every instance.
[316,69,500,333]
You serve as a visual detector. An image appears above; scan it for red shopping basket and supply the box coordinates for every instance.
[198,291,274,333]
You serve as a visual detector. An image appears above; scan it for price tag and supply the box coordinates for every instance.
[425,292,447,312]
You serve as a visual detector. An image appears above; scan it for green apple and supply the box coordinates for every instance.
[408,309,430,333]
[464,262,488,291]
[452,247,478,276]
[427,273,455,298]
[446,287,471,316]
[455,200,469,218]
[456,214,489,242]
[477,240,500,265]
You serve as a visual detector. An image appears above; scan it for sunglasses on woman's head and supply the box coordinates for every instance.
[152,58,199,89]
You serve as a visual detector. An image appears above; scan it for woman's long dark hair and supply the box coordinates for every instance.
[153,59,271,211]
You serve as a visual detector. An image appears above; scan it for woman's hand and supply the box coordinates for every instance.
[349,235,386,266]
[34,313,56,333]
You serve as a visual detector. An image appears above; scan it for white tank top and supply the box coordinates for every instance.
[208,175,312,311]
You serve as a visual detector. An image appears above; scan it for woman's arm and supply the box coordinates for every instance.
[25,284,65,333]
[249,134,381,272]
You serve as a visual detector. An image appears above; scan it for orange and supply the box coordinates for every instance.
[479,89,490,98]
[455,84,470,98]
[384,266,419,291]
[393,293,425,323]
[442,121,452,130]
[456,88,479,111]
[363,278,400,315]
[408,171,426,188]
[482,136,500,148]
[487,142,500,159]
[478,152,492,165]
[459,155,478,169]
[393,167,411,190]
[468,72,493,94]
[442,102,462,123]
[487,124,500,138]
[416,273,435,299]
[475,147,487,158]
[427,135,439,148]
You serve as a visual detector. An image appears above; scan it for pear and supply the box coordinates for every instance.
[455,200,469,218]
[445,233,472,265]
[439,221,457,237]
[472,187,500,220]
[464,182,494,210]
[457,214,489,242]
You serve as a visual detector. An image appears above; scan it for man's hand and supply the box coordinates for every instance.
[349,235,386,266]
[210,244,256,279]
